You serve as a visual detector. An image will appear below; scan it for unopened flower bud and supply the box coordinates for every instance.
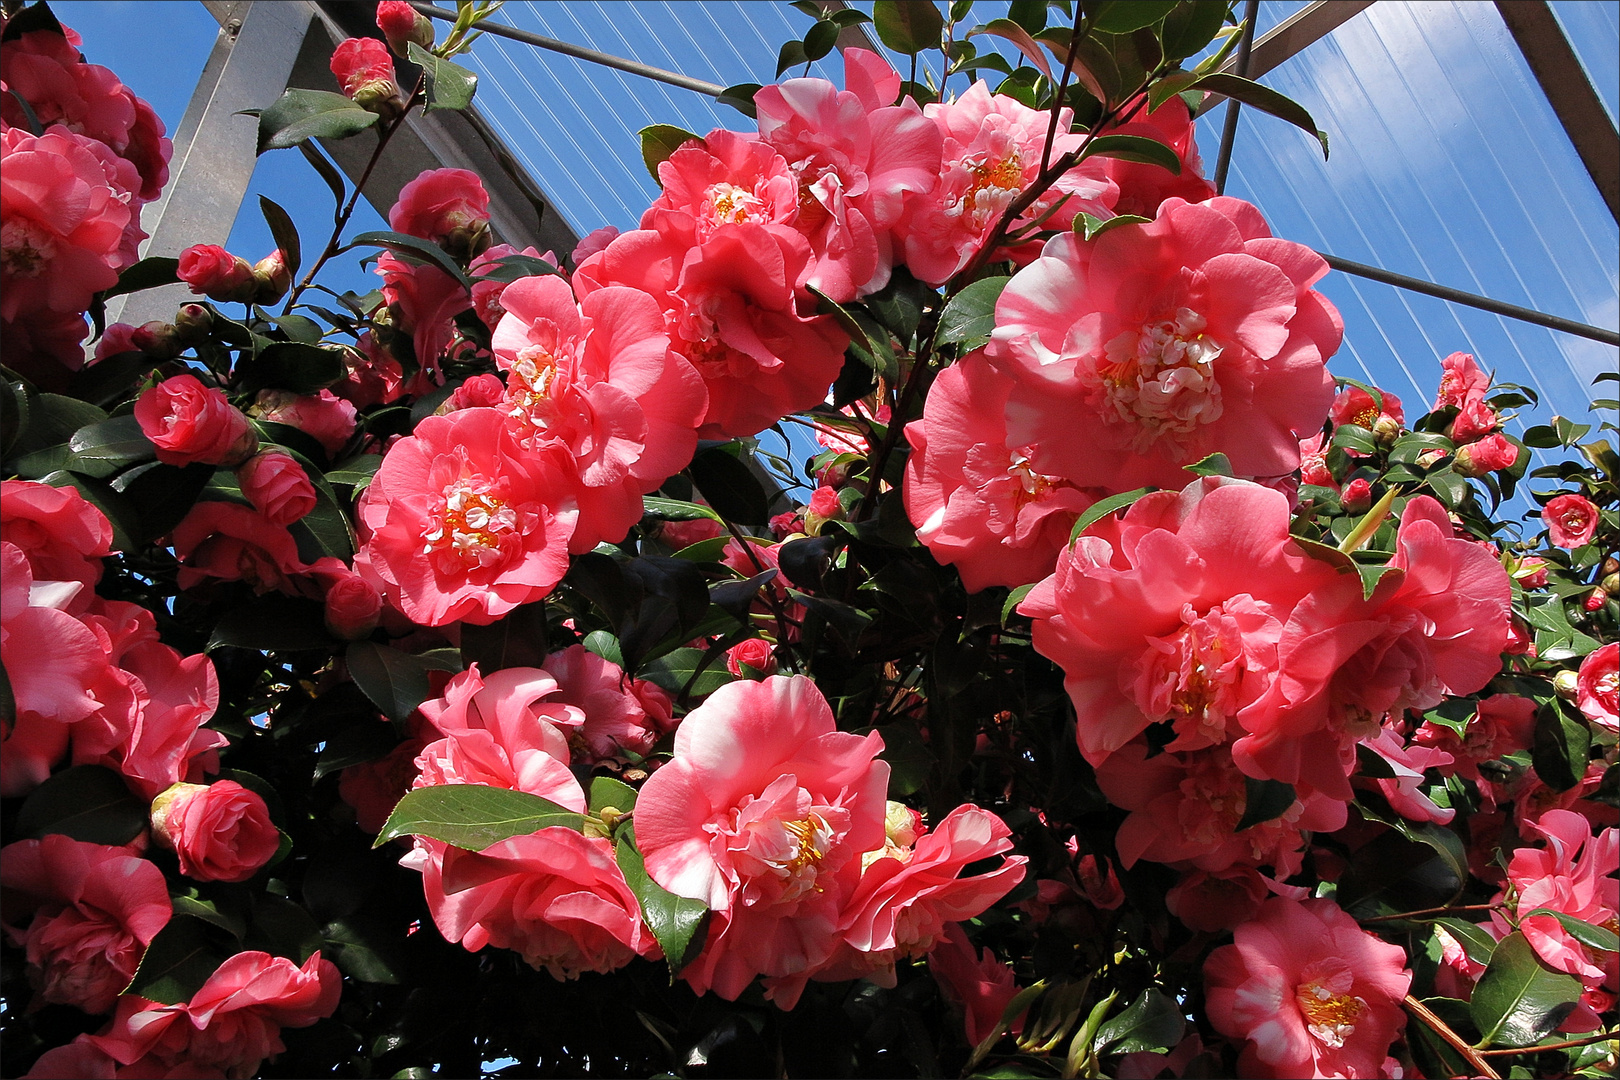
[177,243,257,303]
[330,38,401,119]
[1603,572,1620,595]
[1602,556,1619,577]
[172,303,213,343]
[130,320,181,359]
[1587,588,1610,612]
[376,0,434,56]
[1453,433,1519,478]
[1553,669,1581,701]
[441,219,491,262]
[252,250,292,305]
[1341,477,1373,516]
[1372,415,1401,447]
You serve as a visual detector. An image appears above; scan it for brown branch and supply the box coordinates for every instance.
[1362,903,1500,924]
[1404,995,1500,1080]
[1476,1030,1619,1056]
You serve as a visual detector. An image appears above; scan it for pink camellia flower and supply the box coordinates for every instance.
[355,407,580,625]
[236,450,316,526]
[1,125,132,320]
[899,81,1116,285]
[408,828,657,978]
[1019,478,1343,770]
[574,220,847,440]
[335,331,406,409]
[542,644,676,765]
[1340,477,1373,515]
[340,722,427,834]
[726,637,777,679]
[929,922,1026,1046]
[807,485,842,521]
[90,950,341,1078]
[1329,383,1404,431]
[329,36,399,110]
[0,835,171,1014]
[642,128,800,251]
[135,374,257,467]
[251,389,357,458]
[1453,431,1518,477]
[149,779,281,883]
[490,273,706,551]
[170,501,307,595]
[1449,396,1500,443]
[376,251,469,376]
[1575,642,1618,730]
[1543,492,1599,549]
[1413,693,1536,783]
[1298,431,1336,490]
[0,479,114,595]
[414,664,586,804]
[635,675,890,1005]
[1166,866,1273,932]
[4,309,92,386]
[1357,720,1456,825]
[1205,897,1411,1079]
[317,564,383,640]
[177,243,256,302]
[469,242,554,329]
[754,48,943,301]
[1101,95,1216,218]
[376,0,434,54]
[440,371,506,412]
[991,197,1341,492]
[1434,350,1490,411]
[389,167,490,254]
[905,352,1097,592]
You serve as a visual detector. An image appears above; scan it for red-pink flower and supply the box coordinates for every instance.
[754,48,942,301]
[1019,478,1342,768]
[389,167,490,251]
[235,450,315,526]
[542,644,676,765]
[316,563,382,640]
[1493,810,1618,993]
[1205,897,1410,1078]
[177,243,256,303]
[929,922,1026,1046]
[1454,432,1518,477]
[1543,492,1599,549]
[1357,720,1456,824]
[0,479,114,594]
[641,128,800,251]
[491,273,705,550]
[1329,384,1404,430]
[1298,432,1335,490]
[905,351,1096,592]
[250,389,356,458]
[0,835,171,1014]
[1102,96,1216,219]
[1165,866,1272,932]
[1413,693,1535,783]
[149,779,281,883]
[329,36,398,103]
[376,0,433,54]
[170,501,307,595]
[990,197,1341,492]
[1,125,132,320]
[635,675,889,1004]
[726,637,777,679]
[469,243,554,329]
[135,374,257,467]
[376,251,469,376]
[1575,643,1618,730]
[1434,350,1489,412]
[91,951,341,1078]
[899,81,1115,285]
[355,407,579,625]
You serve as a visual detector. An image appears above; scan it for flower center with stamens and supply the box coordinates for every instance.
[1296,982,1366,1048]
[962,153,1025,217]
[705,182,764,227]
[1,219,55,278]
[1095,307,1224,451]
[1007,449,1060,509]
[505,346,560,436]
[424,477,520,566]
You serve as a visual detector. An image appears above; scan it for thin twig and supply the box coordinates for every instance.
[1362,903,1500,924]
[1475,1030,1618,1056]
[1404,995,1501,1080]
[1039,4,1084,175]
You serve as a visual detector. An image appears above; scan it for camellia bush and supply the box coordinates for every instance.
[1,0,1616,1077]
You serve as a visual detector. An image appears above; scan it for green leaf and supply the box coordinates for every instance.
[208,594,334,651]
[1094,987,1184,1054]
[615,822,710,973]
[15,764,147,845]
[1434,918,1498,967]
[876,722,935,797]
[638,646,735,697]
[347,230,474,293]
[1520,910,1620,954]
[1530,699,1591,793]
[1069,486,1154,540]
[346,641,460,723]
[169,885,249,939]
[804,18,841,61]
[1184,451,1231,477]
[313,720,400,780]
[255,88,378,154]
[124,915,233,1005]
[374,784,585,850]
[1340,804,1467,918]
[1470,931,1583,1048]
[325,454,382,490]
[642,495,722,522]
[1002,582,1036,624]
[1234,777,1294,831]
[1073,211,1151,239]
[1087,0,1178,34]
[100,256,182,301]
[258,195,301,279]
[408,41,477,111]
[5,391,105,458]
[935,275,1010,348]
[639,124,701,182]
[1160,0,1229,62]
[243,893,322,962]
[1192,72,1329,158]
[67,414,155,477]
[873,0,945,54]
[324,916,403,984]
[235,341,345,395]
[1078,132,1182,173]
[776,38,810,77]
[581,629,625,668]
[716,82,761,119]
[588,775,639,815]
[689,444,770,526]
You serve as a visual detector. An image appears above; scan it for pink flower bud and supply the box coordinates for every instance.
[808,485,842,520]
[178,243,257,303]
[94,322,143,361]
[1341,477,1373,515]
[173,303,213,342]
[389,168,490,250]
[149,780,281,883]
[1543,493,1599,549]
[135,374,258,467]
[769,510,804,539]
[724,637,776,679]
[252,249,292,305]
[1449,397,1499,443]
[1585,587,1608,612]
[329,37,401,117]
[1453,432,1518,478]
[131,320,181,359]
[376,0,435,55]
[237,450,316,525]
[324,569,382,640]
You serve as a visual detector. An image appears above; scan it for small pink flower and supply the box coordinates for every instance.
[330,37,400,111]
[1413,693,1535,783]
[135,374,257,467]
[725,637,777,679]
[315,563,382,640]
[1543,492,1599,548]
[543,644,677,765]
[170,501,308,595]
[1329,384,1404,430]
[390,167,490,251]
[1205,897,1410,1078]
[469,242,553,329]
[929,922,1026,1046]
[1575,642,1618,730]
[1340,476,1372,514]
[1434,351,1489,412]
[1450,397,1499,442]
[376,0,433,54]
[1166,866,1270,932]
[236,450,316,526]
[177,243,256,302]
[1493,810,1617,998]
[150,779,281,883]
[1453,431,1517,476]
[377,251,468,376]
[1075,853,1124,910]
[807,485,842,520]
[251,389,357,458]
[0,479,114,593]
[0,835,172,1014]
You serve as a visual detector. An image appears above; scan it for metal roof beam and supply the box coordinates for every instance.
[1201,0,1375,109]
[1493,0,1620,223]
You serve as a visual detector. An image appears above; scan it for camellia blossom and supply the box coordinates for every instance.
[1434,350,1490,412]
[329,36,399,108]
[991,196,1341,492]
[1493,810,1618,994]
[0,479,114,595]
[1575,642,1618,730]
[541,644,676,765]
[1204,897,1411,1079]
[928,922,1026,1046]
[149,779,281,883]
[236,450,316,526]
[1100,96,1216,218]
[355,407,579,625]
[389,167,490,252]
[135,374,257,467]
[904,351,1097,592]
[177,242,256,302]
[1542,492,1599,549]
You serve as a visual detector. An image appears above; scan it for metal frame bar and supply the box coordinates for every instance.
[1493,0,1620,222]
[1212,0,1261,193]
[1202,0,1375,108]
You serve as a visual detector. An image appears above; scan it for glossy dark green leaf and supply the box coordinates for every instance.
[1234,777,1295,831]
[588,775,639,815]
[100,256,181,301]
[15,764,146,845]
[1077,132,1182,173]
[1094,987,1184,1054]
[324,916,404,984]
[346,641,460,722]
[642,495,721,522]
[124,915,233,1005]
[1085,0,1177,33]
[876,722,934,797]
[581,629,625,668]
[1070,486,1154,540]
[313,720,399,780]
[67,414,155,476]
[873,0,945,54]
[168,885,249,939]
[375,784,584,850]
[408,42,477,111]
[1531,699,1591,793]
[258,195,301,279]
[111,460,212,543]
[1193,72,1329,157]
[1074,211,1151,239]
[243,893,323,963]
[689,444,770,525]
[638,646,734,697]
[716,82,761,119]
[1521,909,1620,954]
[1434,918,1497,967]
[459,601,549,673]
[803,18,841,61]
[255,88,378,154]
[347,230,474,293]
[235,341,343,395]
[639,123,702,182]
[1470,931,1583,1048]
[971,19,1052,79]
[1160,0,1229,62]
[1185,451,1232,477]
[5,391,105,458]
[777,37,810,76]
[935,275,1010,348]
[615,822,709,973]
[208,594,335,652]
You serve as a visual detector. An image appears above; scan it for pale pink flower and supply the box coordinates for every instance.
[1204,897,1410,1078]
[135,374,257,467]
[1575,643,1617,730]
[991,197,1341,492]
[542,644,675,765]
[0,835,171,1014]
[490,273,706,550]
[1493,809,1617,990]
[904,351,1096,592]
[1542,492,1599,549]
[355,407,579,625]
